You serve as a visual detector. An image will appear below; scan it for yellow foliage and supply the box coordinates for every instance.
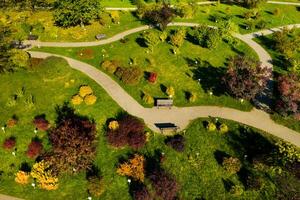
[71,94,83,105]
[166,86,175,97]
[15,171,30,185]
[79,85,93,97]
[117,154,145,182]
[110,11,120,23]
[108,120,119,130]
[31,161,59,190]
[84,94,97,105]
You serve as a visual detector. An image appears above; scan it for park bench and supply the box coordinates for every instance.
[157,123,179,134]
[156,99,173,109]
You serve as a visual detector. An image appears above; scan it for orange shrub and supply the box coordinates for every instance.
[15,171,30,185]
[117,154,145,182]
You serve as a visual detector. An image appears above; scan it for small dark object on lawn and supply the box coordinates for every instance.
[28,35,39,40]
[95,34,107,40]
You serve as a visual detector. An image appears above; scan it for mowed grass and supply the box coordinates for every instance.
[0,57,125,199]
[34,27,258,110]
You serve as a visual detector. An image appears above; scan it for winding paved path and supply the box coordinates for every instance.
[28,50,300,147]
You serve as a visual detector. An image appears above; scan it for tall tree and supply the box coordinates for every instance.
[0,23,13,73]
[223,56,271,101]
[53,0,101,27]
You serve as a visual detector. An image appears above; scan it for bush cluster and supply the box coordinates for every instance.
[27,140,43,158]
[101,60,119,74]
[72,85,97,105]
[222,157,242,174]
[107,115,146,149]
[115,67,143,85]
[31,161,59,190]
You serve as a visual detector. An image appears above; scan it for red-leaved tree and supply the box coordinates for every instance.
[3,137,16,150]
[223,56,271,100]
[33,116,50,131]
[148,72,157,83]
[276,74,300,116]
[26,140,43,158]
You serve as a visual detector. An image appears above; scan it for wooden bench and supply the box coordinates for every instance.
[160,126,179,134]
[156,99,173,109]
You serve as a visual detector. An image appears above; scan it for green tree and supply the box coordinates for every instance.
[53,0,101,27]
[0,23,14,73]
[9,49,30,68]
[170,29,186,48]
[142,31,159,52]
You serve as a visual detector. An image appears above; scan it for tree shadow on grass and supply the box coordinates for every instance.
[55,102,92,124]
[225,126,275,162]
[191,63,227,96]
[214,150,231,165]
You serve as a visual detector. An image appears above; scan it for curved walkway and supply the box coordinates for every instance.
[28,51,300,147]
[267,1,300,6]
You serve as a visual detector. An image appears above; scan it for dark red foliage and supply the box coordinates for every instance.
[26,140,43,158]
[276,74,300,115]
[127,132,146,150]
[107,115,146,149]
[107,130,128,148]
[3,137,16,150]
[148,72,157,83]
[145,4,175,30]
[132,184,152,200]
[48,117,97,173]
[223,56,271,101]
[165,135,185,152]
[149,169,179,200]
[33,117,49,131]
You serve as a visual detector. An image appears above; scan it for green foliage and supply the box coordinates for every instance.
[101,60,119,74]
[9,49,30,68]
[219,123,229,133]
[53,0,101,27]
[206,122,216,131]
[142,31,160,52]
[230,185,244,196]
[222,157,242,174]
[176,3,196,19]
[170,29,186,48]
[87,176,105,197]
[275,140,300,165]
[166,86,175,97]
[6,96,17,107]
[143,93,154,105]
[159,31,168,42]
[110,11,120,24]
[192,26,221,49]
[24,94,35,109]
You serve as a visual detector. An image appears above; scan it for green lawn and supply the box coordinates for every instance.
[33,27,258,110]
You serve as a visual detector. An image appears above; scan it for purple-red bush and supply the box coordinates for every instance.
[107,115,146,149]
[26,140,43,158]
[132,184,152,200]
[165,134,185,152]
[3,137,16,150]
[33,117,49,131]
[127,132,147,150]
[149,169,179,200]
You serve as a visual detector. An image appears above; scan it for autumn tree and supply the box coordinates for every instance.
[276,74,300,116]
[46,105,97,173]
[223,56,271,101]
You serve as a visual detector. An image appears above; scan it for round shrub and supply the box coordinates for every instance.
[127,132,147,150]
[84,94,97,105]
[165,134,185,152]
[207,122,216,132]
[230,185,244,196]
[148,72,157,83]
[219,123,229,133]
[222,157,242,174]
[116,67,143,85]
[79,85,93,97]
[15,171,30,185]
[3,137,16,150]
[108,120,119,130]
[33,117,50,131]
[188,92,197,102]
[87,176,105,197]
[101,60,118,74]
[7,118,18,128]
[26,140,43,158]
[166,86,175,97]
[71,94,83,105]
[143,93,154,105]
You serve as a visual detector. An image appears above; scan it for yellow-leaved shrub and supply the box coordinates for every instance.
[31,161,59,190]
[117,154,145,182]
[79,85,93,97]
[108,120,119,130]
[71,94,83,105]
[84,94,97,105]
